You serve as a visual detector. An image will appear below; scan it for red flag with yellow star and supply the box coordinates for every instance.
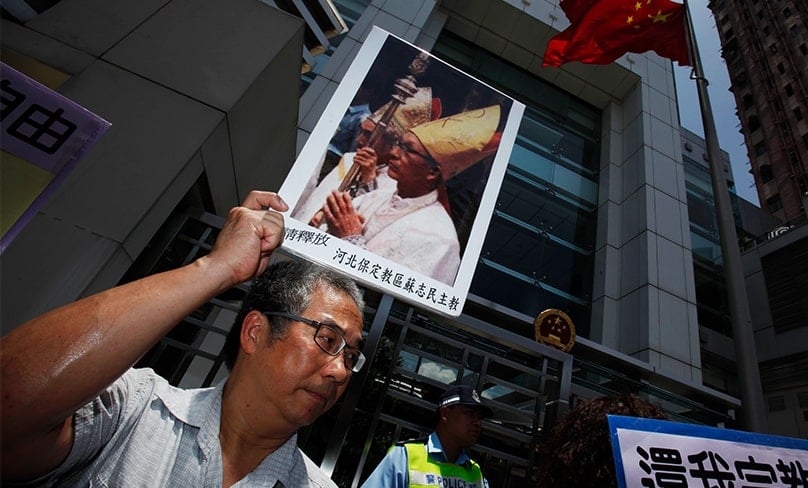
[542,0,690,67]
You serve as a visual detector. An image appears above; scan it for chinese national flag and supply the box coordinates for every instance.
[543,0,691,67]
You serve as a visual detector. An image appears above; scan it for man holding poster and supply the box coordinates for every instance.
[0,191,366,487]
[321,105,501,285]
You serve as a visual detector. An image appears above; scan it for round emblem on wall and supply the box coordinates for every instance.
[534,309,576,352]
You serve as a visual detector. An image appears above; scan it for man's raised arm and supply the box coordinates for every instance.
[0,191,288,480]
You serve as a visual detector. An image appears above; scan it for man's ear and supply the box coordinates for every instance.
[240,310,267,356]
[426,165,442,184]
[438,406,448,421]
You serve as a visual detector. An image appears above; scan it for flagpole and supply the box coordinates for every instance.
[682,0,766,432]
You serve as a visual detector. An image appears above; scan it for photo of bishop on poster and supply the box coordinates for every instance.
[279,27,524,317]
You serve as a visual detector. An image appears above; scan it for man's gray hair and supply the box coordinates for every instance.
[222,259,364,369]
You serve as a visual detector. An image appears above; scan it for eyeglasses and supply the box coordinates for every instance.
[262,312,366,373]
[393,139,437,164]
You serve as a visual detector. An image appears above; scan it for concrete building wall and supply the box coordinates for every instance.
[1,0,304,332]
[742,225,808,438]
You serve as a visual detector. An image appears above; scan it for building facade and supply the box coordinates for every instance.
[708,0,808,224]
[3,0,787,485]
[744,222,808,439]
[680,127,808,439]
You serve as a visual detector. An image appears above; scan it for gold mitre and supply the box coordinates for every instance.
[371,87,433,138]
[410,105,500,180]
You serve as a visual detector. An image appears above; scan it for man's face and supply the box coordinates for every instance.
[387,131,439,196]
[442,405,484,448]
[251,284,363,431]
[355,118,376,150]
[356,118,397,163]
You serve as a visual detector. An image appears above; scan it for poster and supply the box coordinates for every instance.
[609,415,808,487]
[279,27,524,317]
[1,62,110,253]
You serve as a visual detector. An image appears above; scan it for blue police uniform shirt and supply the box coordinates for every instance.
[360,432,489,488]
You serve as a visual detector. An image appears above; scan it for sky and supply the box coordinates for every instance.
[672,0,760,206]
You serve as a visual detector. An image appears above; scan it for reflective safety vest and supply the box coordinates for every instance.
[404,442,485,488]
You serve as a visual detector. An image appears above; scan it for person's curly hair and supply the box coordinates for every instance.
[535,395,668,488]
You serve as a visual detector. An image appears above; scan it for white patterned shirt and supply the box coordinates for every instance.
[12,368,336,487]
[350,188,461,285]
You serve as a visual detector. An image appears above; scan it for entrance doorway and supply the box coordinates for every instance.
[302,294,573,487]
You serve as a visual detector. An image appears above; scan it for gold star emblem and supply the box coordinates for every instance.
[635,1,643,10]
[649,10,672,23]
[534,309,576,353]
[627,15,635,24]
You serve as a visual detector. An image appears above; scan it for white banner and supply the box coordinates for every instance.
[609,415,808,487]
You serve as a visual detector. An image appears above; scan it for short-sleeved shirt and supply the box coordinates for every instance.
[359,432,489,488]
[11,368,336,487]
[328,103,372,156]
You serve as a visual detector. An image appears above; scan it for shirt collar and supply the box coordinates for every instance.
[154,377,224,460]
[155,377,222,425]
[389,189,438,209]
[348,103,370,114]
[152,377,318,486]
[247,433,302,487]
[428,431,472,465]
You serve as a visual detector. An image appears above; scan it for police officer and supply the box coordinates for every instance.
[361,385,492,487]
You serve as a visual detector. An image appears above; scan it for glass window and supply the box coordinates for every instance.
[799,391,808,408]
[399,350,460,383]
[694,268,731,333]
[742,94,754,109]
[691,232,721,263]
[766,194,783,212]
[687,192,718,237]
[3,0,62,22]
[432,32,599,337]
[300,0,372,92]
[759,164,774,183]
[734,72,747,88]
[683,156,714,194]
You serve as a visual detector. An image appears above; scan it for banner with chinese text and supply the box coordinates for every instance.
[1,62,110,253]
[609,415,808,487]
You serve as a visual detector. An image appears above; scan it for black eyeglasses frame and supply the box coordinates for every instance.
[261,311,366,373]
